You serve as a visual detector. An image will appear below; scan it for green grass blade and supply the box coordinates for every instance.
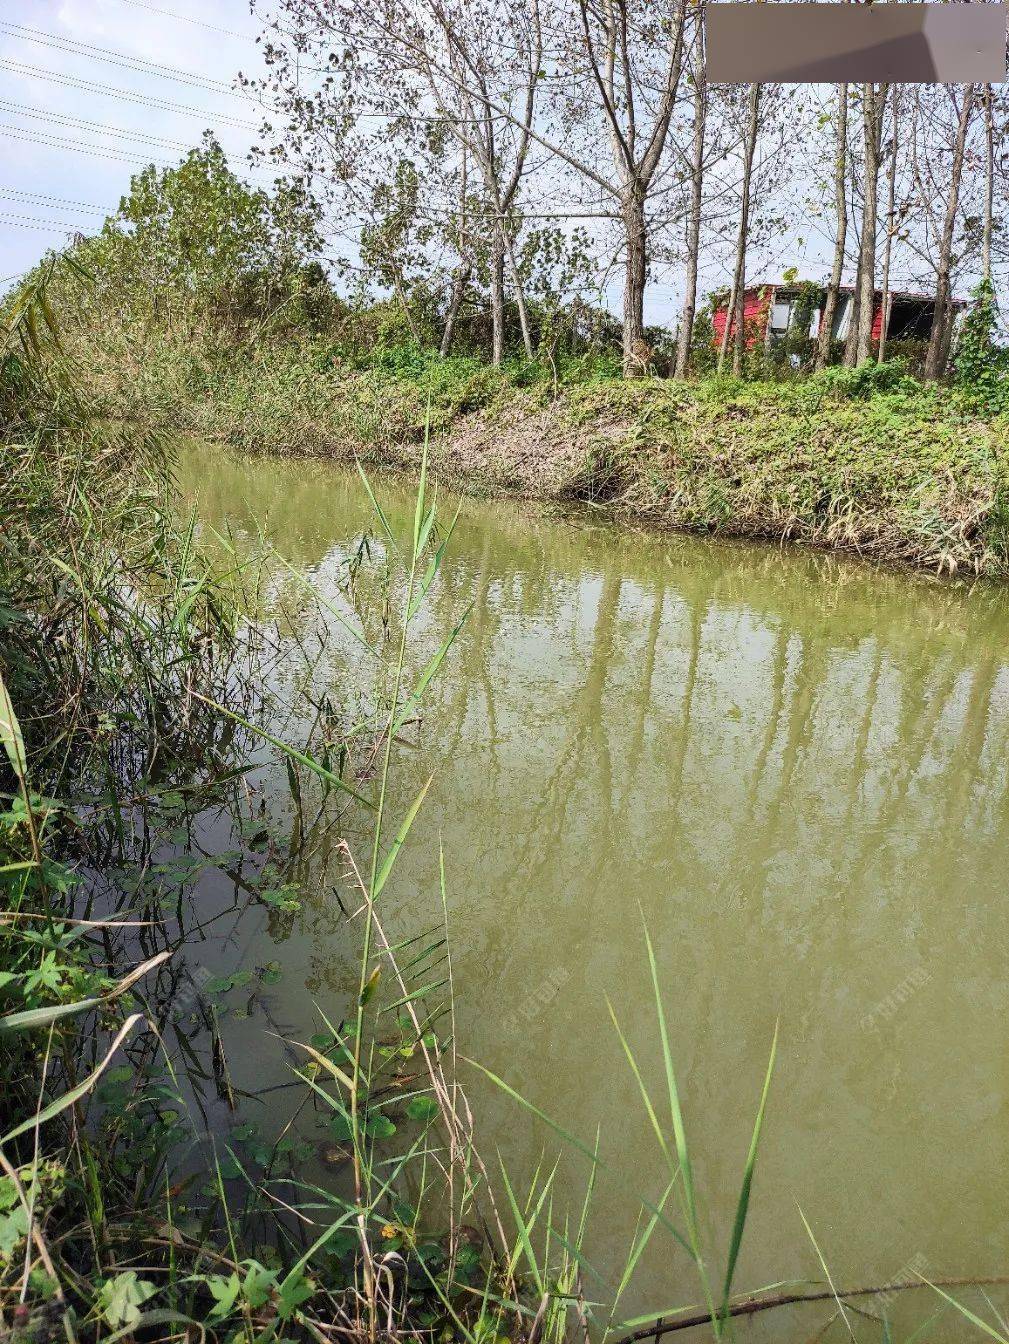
[272,549,378,657]
[2,1013,144,1145]
[642,923,697,1234]
[373,775,433,899]
[641,922,715,1324]
[393,608,470,734]
[796,1204,855,1341]
[412,398,431,557]
[605,996,677,1178]
[921,1278,1008,1343]
[355,457,400,554]
[0,997,102,1034]
[0,665,27,781]
[498,1157,555,1292]
[466,1056,694,1260]
[719,1021,778,1321]
[190,691,372,807]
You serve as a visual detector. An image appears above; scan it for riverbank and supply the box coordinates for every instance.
[87,333,1009,576]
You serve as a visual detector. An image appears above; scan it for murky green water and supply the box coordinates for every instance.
[178,444,1009,1337]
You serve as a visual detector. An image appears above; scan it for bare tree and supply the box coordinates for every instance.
[850,82,888,365]
[982,82,994,287]
[878,88,899,365]
[426,0,542,362]
[251,0,541,362]
[560,0,691,369]
[440,144,471,356]
[248,0,1003,378]
[718,82,761,375]
[925,85,976,379]
[816,83,847,370]
[675,12,706,379]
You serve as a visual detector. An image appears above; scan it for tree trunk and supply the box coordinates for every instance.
[982,83,994,286]
[717,276,738,373]
[855,83,886,365]
[442,140,470,359]
[622,189,648,375]
[816,82,848,370]
[393,269,422,344]
[843,261,861,366]
[878,90,898,365]
[501,227,534,359]
[490,231,505,366]
[925,85,975,380]
[731,83,761,377]
[440,264,471,357]
[675,58,706,379]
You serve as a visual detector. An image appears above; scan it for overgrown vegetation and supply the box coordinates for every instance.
[7,238,1009,1344]
[0,274,811,1344]
[954,280,1009,415]
[13,141,1005,578]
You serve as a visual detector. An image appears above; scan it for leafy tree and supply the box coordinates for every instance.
[79,133,326,334]
[359,159,436,345]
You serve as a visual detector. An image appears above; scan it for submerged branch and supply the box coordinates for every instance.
[615,1275,1009,1340]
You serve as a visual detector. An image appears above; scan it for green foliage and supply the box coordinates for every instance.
[99,1271,157,1328]
[807,357,923,401]
[68,133,328,336]
[954,279,1009,413]
[0,308,539,1344]
[8,226,1009,1344]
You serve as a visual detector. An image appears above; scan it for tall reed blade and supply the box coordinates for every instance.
[719,1021,778,1324]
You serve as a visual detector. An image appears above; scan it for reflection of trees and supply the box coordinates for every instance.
[515,570,623,881]
[623,589,664,792]
[842,654,972,899]
[178,443,1009,1302]
[667,597,704,812]
[841,639,884,828]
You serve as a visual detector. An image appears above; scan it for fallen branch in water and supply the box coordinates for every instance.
[613,1275,1009,1341]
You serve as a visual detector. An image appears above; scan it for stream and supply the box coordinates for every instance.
[174,442,1009,1337]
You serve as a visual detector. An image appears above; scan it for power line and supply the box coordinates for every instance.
[0,21,244,99]
[0,121,278,181]
[0,187,108,214]
[0,122,176,167]
[0,53,465,128]
[0,58,259,130]
[111,0,254,42]
[0,100,213,153]
[0,211,87,232]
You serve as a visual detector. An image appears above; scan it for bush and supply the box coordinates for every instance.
[954,279,1009,414]
[808,358,922,401]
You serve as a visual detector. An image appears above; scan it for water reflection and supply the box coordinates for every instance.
[179,444,1009,1337]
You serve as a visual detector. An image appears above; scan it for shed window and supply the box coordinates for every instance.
[770,300,792,333]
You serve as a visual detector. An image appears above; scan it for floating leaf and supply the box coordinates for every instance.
[405,1096,439,1123]
[366,1112,396,1139]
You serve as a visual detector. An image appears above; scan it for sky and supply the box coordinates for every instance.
[0,0,268,287]
[0,0,834,324]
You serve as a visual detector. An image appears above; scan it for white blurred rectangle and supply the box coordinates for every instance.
[706,4,1007,83]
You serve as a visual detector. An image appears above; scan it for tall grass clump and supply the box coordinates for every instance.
[0,260,261,1336]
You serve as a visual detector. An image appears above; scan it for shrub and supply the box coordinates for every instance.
[953,279,1009,414]
[809,358,922,400]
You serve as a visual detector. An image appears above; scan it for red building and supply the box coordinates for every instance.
[711,281,966,353]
